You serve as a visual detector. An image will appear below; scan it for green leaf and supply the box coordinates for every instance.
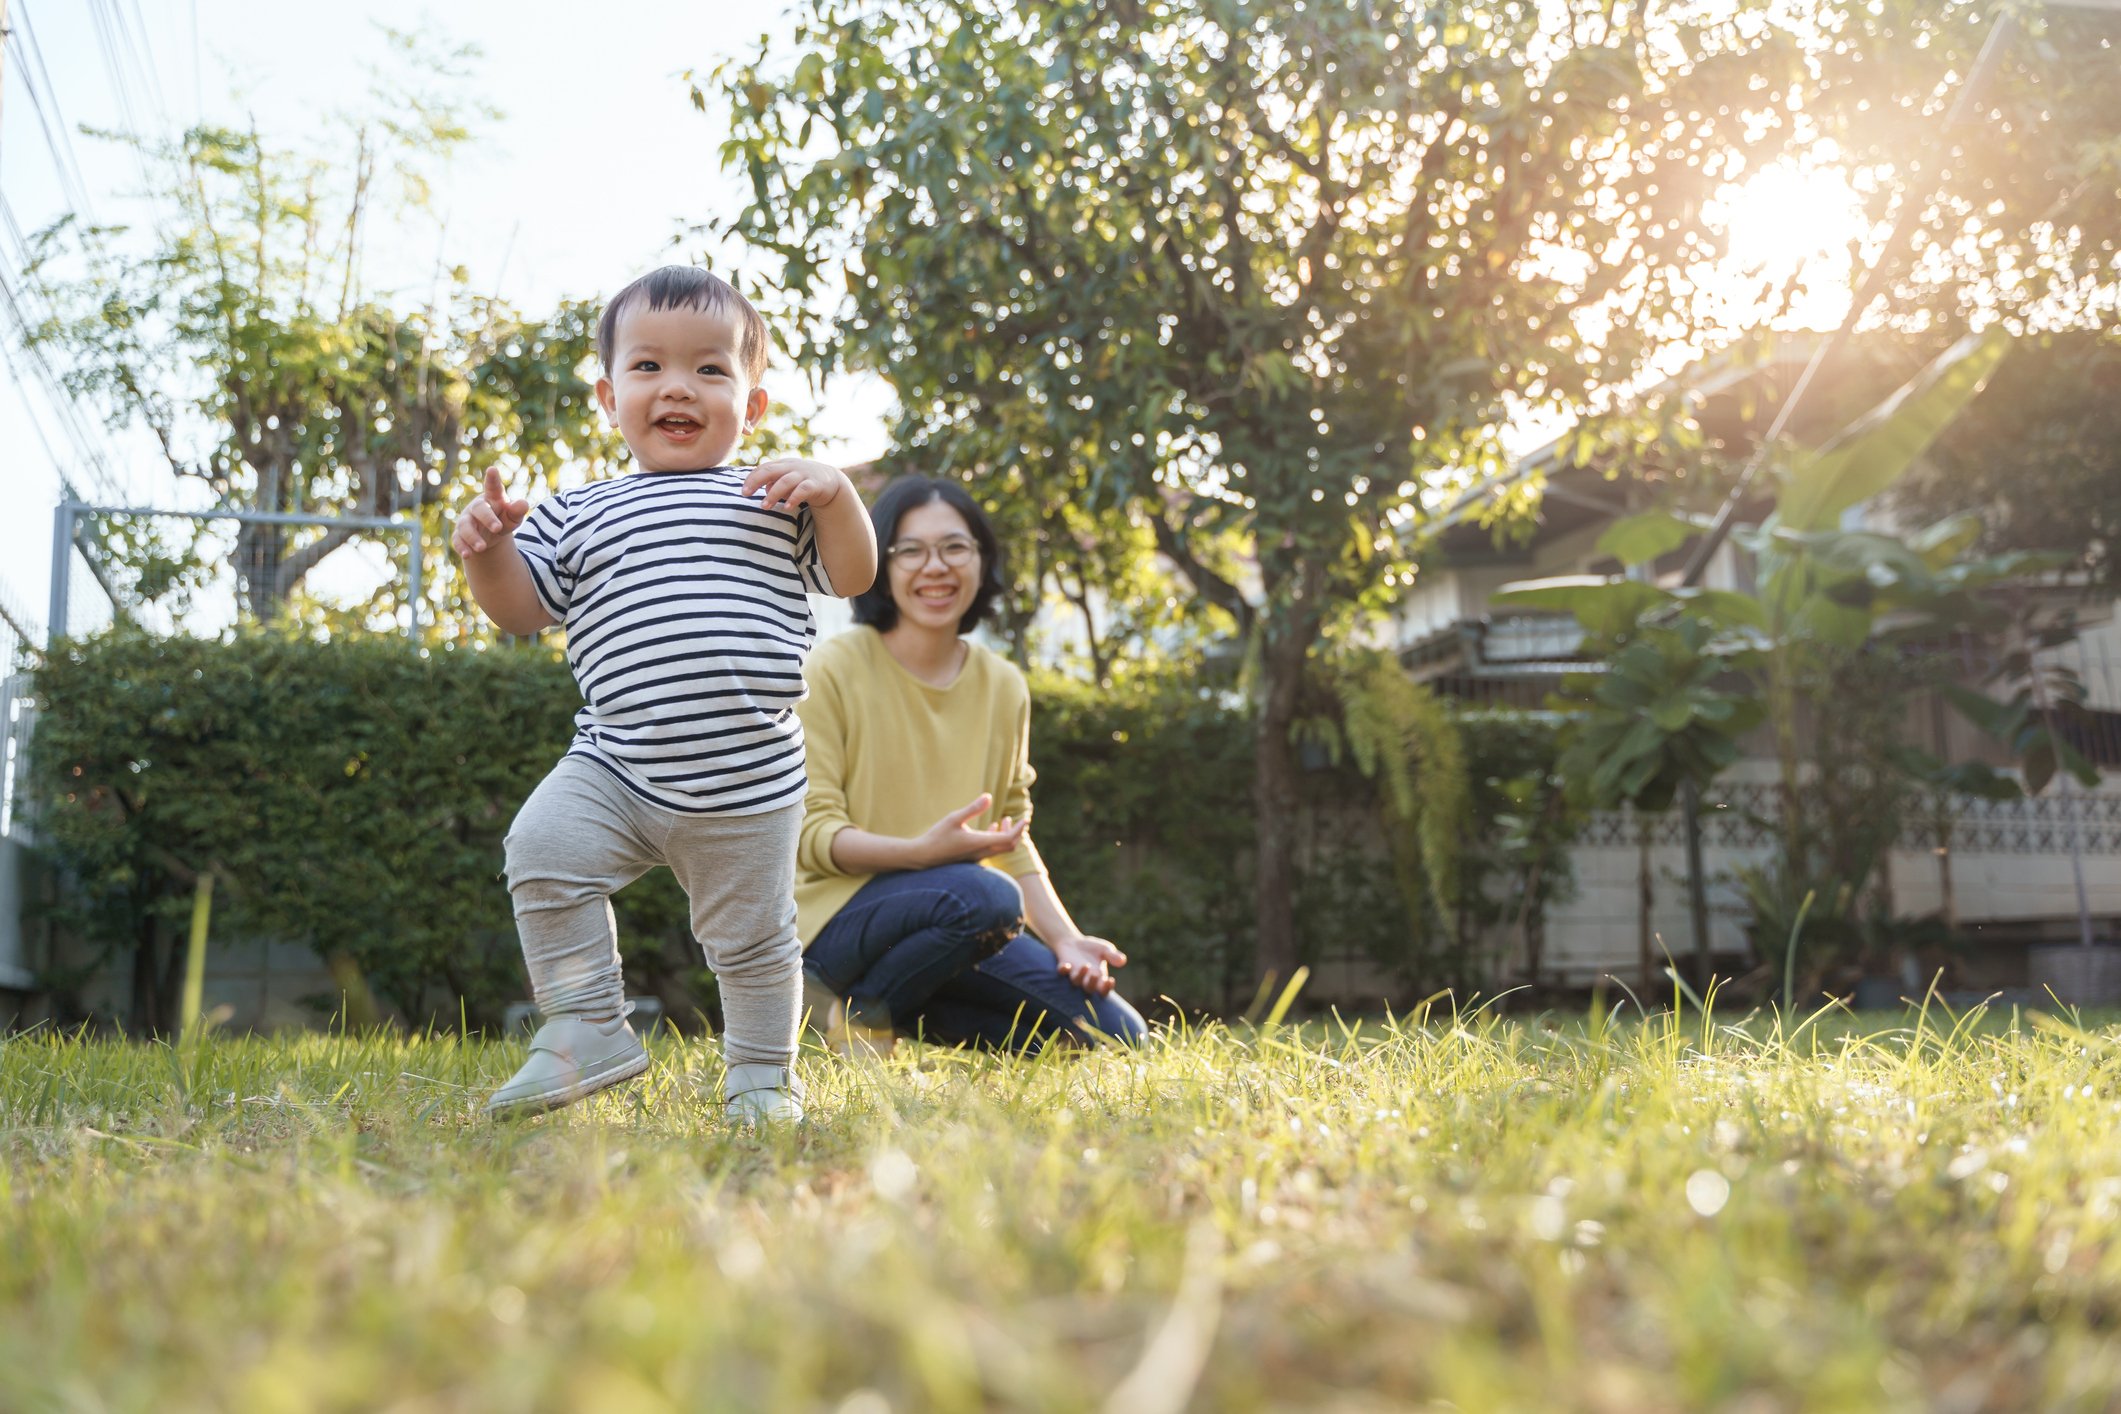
[1909,513,1984,572]
[1595,511,1692,568]
[1791,593,1873,649]
[1647,692,1694,732]
[1777,326,2011,531]
[1670,587,1765,629]
[1943,683,2019,739]
[1784,529,1935,590]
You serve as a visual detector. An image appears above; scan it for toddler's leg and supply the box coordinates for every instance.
[503,758,659,1022]
[663,803,805,1073]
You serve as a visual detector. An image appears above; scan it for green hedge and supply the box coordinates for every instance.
[32,633,580,1031]
[30,632,1560,1030]
[1025,676,1259,1010]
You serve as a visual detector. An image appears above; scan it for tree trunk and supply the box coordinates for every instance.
[129,913,163,1038]
[1930,694,1956,930]
[1253,655,1303,988]
[1251,607,1316,988]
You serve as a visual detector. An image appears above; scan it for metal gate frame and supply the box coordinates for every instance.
[47,499,424,649]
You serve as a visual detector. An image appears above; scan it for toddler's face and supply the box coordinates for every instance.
[596,303,768,472]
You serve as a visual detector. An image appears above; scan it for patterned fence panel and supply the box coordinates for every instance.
[1582,786,2121,856]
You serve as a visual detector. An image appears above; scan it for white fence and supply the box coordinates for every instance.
[1539,772,2121,987]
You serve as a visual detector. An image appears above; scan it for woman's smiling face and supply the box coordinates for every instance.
[886,498,980,634]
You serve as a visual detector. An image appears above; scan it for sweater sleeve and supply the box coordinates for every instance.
[992,675,1046,879]
[796,654,858,878]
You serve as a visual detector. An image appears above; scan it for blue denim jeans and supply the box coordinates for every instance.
[804,863,1146,1053]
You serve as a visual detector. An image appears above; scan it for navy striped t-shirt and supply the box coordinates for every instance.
[513,467,839,816]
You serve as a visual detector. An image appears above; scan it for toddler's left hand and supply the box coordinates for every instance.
[745,458,848,514]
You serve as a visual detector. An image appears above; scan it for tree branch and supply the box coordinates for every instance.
[1150,504,1253,637]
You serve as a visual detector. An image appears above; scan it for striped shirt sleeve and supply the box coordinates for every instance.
[792,505,839,597]
[514,495,575,621]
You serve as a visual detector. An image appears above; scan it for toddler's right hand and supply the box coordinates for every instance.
[452,467,530,557]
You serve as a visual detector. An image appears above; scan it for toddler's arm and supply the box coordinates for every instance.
[743,459,879,597]
[451,467,557,636]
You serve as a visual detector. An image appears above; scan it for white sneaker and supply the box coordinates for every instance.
[724,1062,806,1126]
[486,1014,650,1120]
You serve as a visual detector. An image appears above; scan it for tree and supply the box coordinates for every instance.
[1801,4,2121,339]
[972,471,1221,685]
[22,39,627,639]
[1891,330,2121,596]
[706,0,1823,982]
[1494,327,2104,983]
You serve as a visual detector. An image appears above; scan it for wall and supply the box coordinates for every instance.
[1526,759,2121,988]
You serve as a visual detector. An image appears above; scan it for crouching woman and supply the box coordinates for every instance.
[795,476,1146,1053]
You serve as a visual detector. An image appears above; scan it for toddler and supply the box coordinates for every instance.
[452,265,876,1123]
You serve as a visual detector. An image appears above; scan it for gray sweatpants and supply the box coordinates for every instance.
[502,756,803,1068]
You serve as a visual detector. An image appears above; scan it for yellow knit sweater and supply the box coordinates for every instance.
[793,627,1045,944]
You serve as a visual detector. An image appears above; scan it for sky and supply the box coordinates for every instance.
[0,2,1869,647]
[0,0,893,641]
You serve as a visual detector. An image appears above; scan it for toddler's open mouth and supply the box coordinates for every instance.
[655,415,702,437]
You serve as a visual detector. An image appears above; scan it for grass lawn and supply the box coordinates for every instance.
[1,1003,2117,1413]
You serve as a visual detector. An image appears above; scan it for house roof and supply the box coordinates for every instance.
[1418,332,1902,564]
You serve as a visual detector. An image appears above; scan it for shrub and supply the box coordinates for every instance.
[30,632,1565,1029]
[32,631,580,1030]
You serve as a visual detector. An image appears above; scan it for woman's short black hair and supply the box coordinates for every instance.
[850,477,1006,636]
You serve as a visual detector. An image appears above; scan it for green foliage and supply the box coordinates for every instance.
[1025,675,1259,1008]
[1802,4,2121,335]
[1553,618,1765,814]
[1595,512,1694,572]
[1941,607,2106,799]
[1772,328,2011,533]
[30,631,582,1028]
[992,492,1229,684]
[703,0,1829,977]
[1293,655,1472,933]
[1029,664,1565,1004]
[1731,648,1934,978]
[21,51,629,639]
[1333,659,1470,919]
[1495,331,2058,973]
[1890,330,2121,595]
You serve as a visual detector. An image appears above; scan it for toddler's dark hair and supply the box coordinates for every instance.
[850,477,1006,636]
[596,266,769,385]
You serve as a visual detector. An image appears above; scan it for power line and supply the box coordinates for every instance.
[15,6,99,208]
[0,202,130,504]
[8,13,97,221]
[83,0,166,144]
[116,0,169,121]
[81,0,144,142]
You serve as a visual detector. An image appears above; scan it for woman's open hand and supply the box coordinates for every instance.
[1051,933,1126,996]
[914,794,1028,868]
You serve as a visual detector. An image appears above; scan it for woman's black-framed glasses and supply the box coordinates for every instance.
[886,536,978,569]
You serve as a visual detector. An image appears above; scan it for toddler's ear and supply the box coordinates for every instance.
[743,384,770,433]
[594,374,619,423]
